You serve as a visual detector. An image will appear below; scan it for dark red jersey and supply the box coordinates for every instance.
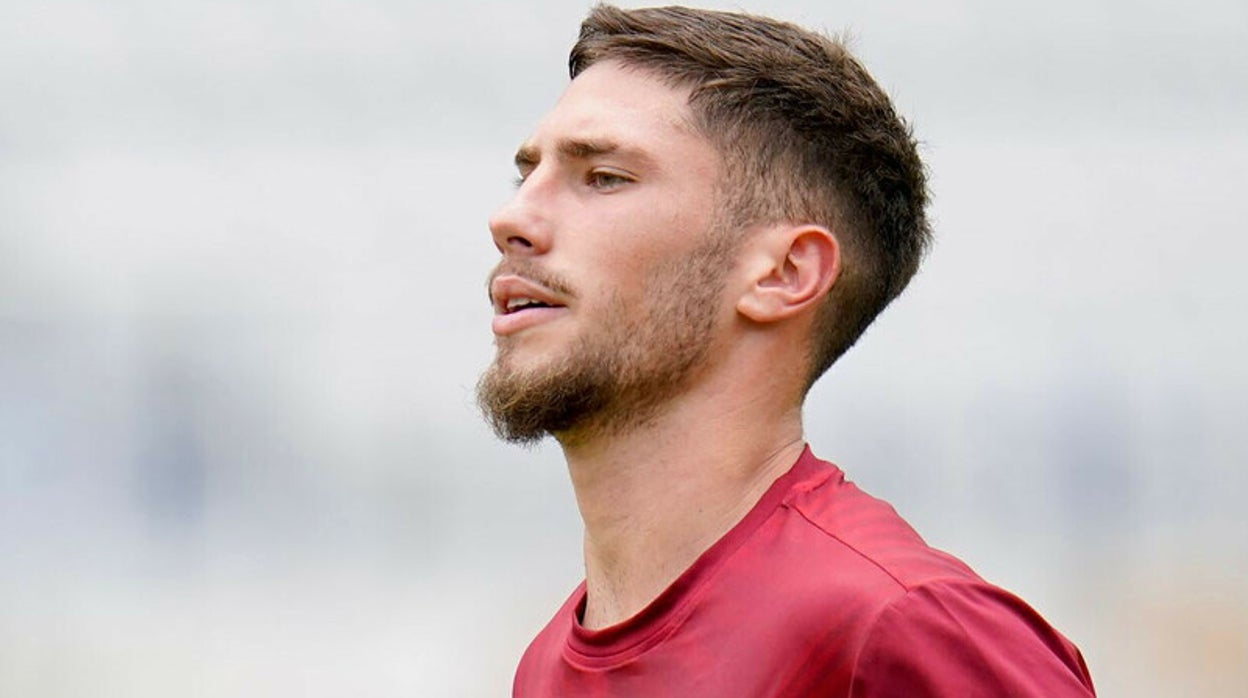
[514,447,1095,697]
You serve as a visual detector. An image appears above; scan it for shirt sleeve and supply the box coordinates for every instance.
[849,579,1096,697]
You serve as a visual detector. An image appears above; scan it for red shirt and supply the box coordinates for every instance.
[514,447,1095,697]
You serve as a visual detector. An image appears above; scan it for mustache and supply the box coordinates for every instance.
[486,261,577,299]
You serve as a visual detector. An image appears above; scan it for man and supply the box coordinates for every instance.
[479,5,1096,696]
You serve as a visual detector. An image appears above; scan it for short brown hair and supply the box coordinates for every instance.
[570,5,931,391]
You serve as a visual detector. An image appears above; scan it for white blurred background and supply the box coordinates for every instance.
[2,1,1245,695]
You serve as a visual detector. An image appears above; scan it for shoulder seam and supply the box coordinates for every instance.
[790,503,912,593]
[845,577,979,697]
[846,584,910,698]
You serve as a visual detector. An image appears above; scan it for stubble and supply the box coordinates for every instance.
[476,229,736,445]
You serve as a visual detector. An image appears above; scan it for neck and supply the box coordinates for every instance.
[558,371,805,630]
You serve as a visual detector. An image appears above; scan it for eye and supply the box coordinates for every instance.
[587,170,632,191]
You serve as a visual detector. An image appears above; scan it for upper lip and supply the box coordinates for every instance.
[490,275,568,316]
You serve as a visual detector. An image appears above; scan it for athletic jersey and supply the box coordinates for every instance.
[514,447,1095,696]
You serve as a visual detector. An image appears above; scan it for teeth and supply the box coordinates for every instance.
[507,297,537,311]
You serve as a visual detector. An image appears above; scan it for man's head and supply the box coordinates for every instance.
[479,5,929,443]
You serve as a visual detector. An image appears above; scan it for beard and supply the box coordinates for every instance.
[477,230,736,445]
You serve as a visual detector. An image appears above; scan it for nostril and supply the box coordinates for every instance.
[508,236,534,248]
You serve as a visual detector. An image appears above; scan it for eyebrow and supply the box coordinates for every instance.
[513,137,654,170]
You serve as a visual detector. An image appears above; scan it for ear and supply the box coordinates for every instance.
[736,224,841,324]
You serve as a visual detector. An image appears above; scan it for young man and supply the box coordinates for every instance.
[479,5,1096,696]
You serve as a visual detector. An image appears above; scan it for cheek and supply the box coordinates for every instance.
[570,201,717,298]
[605,222,708,271]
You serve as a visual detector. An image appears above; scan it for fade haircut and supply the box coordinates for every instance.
[570,4,931,391]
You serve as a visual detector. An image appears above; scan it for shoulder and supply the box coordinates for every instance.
[748,451,989,637]
[780,455,979,591]
[770,453,1095,695]
[849,578,1097,697]
[716,456,992,680]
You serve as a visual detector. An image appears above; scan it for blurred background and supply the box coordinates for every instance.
[2,0,1245,695]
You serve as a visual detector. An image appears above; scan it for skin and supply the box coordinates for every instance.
[487,61,843,630]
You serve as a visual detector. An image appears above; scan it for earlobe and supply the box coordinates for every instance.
[737,225,841,324]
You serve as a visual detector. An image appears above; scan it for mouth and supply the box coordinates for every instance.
[490,275,570,335]
[502,296,562,314]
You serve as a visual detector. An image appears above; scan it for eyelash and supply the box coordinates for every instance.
[512,169,634,191]
[586,170,631,190]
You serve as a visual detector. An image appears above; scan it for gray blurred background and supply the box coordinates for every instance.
[2,0,1245,695]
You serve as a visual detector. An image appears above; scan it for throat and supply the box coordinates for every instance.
[571,435,806,630]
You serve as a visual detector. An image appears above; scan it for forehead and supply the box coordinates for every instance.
[524,61,713,166]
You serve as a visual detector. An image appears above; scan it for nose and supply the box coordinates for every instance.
[489,182,552,256]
